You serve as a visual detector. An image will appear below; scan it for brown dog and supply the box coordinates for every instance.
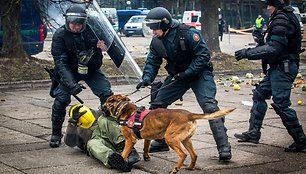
[105,94,235,174]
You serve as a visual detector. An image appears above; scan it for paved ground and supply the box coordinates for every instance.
[0,72,305,173]
[1,34,306,173]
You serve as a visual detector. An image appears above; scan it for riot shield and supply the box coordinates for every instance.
[88,0,142,82]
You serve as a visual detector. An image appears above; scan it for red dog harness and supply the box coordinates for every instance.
[119,106,151,139]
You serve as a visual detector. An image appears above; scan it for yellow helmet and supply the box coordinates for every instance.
[69,104,95,129]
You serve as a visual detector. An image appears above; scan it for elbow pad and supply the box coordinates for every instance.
[247,44,278,60]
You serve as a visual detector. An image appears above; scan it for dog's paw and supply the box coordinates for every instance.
[143,155,150,161]
[185,165,195,170]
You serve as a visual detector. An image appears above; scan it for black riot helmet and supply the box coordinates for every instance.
[145,7,172,31]
[65,4,87,33]
[266,0,290,10]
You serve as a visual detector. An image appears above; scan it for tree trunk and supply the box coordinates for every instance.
[201,0,220,53]
[236,0,243,28]
[0,0,26,58]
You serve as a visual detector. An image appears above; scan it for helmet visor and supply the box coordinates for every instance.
[144,19,162,30]
[66,12,87,25]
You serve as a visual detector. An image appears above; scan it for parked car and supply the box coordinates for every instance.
[123,15,146,37]
[117,8,150,34]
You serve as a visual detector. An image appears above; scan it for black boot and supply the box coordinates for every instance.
[271,103,306,152]
[285,141,306,152]
[283,123,306,152]
[50,99,66,148]
[149,139,170,153]
[235,98,265,144]
[234,128,261,144]
[50,134,63,148]
[108,152,132,172]
[218,145,231,161]
[127,148,141,165]
[209,118,231,161]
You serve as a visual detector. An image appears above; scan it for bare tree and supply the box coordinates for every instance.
[201,0,220,53]
[0,0,25,58]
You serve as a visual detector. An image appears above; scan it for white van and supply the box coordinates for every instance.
[123,15,146,37]
[182,11,201,30]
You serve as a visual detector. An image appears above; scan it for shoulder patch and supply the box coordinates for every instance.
[193,34,200,41]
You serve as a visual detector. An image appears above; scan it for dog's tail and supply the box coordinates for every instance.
[192,108,236,120]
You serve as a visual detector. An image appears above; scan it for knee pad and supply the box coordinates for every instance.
[252,88,266,101]
[200,100,220,114]
[252,89,268,116]
[149,101,168,110]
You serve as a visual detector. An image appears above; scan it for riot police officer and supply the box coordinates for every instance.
[136,7,232,161]
[49,4,113,147]
[234,0,306,152]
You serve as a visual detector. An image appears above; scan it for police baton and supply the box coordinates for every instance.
[44,67,84,104]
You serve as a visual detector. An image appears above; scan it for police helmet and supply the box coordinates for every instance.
[266,0,289,9]
[145,7,172,30]
[69,104,95,129]
[65,4,87,33]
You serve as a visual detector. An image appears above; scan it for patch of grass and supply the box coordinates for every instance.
[0,52,261,83]
[0,57,53,83]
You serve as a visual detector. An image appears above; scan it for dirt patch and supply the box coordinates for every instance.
[0,52,262,83]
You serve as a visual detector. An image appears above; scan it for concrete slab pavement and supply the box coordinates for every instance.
[0,73,305,173]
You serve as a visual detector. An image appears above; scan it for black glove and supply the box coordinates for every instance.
[69,105,87,125]
[136,80,151,89]
[174,72,188,81]
[252,29,264,46]
[235,48,248,61]
[70,83,86,96]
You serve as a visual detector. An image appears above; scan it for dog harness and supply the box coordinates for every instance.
[119,106,151,139]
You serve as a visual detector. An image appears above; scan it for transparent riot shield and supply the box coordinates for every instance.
[88,0,142,83]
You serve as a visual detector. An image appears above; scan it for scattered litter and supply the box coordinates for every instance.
[251,79,260,86]
[233,84,240,90]
[297,101,302,105]
[232,76,240,83]
[174,101,183,106]
[0,99,6,101]
[296,73,302,78]
[225,89,230,92]
[245,73,254,79]
[302,85,306,91]
[242,101,253,106]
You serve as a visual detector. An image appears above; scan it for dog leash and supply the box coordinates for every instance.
[134,79,177,103]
